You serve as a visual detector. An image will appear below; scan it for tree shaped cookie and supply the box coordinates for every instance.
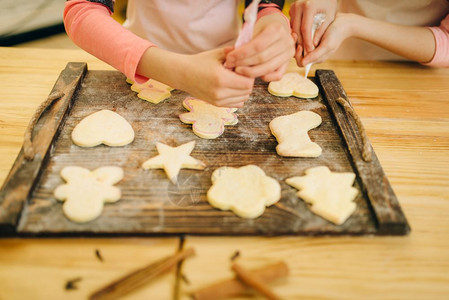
[207,165,281,218]
[127,78,174,104]
[54,166,124,223]
[142,141,205,184]
[179,97,238,139]
[72,109,135,147]
[268,72,319,99]
[269,110,322,157]
[286,166,358,225]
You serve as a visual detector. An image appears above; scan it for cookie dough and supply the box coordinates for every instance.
[268,72,319,99]
[207,165,281,218]
[286,166,358,225]
[142,141,205,184]
[54,166,124,223]
[269,111,322,157]
[71,109,135,147]
[179,97,238,139]
[128,78,174,104]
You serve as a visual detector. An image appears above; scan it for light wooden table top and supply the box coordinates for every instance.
[0,47,448,300]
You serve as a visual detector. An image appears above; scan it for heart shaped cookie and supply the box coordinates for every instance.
[71,109,135,147]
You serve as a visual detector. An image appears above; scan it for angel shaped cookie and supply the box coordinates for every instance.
[269,110,322,157]
[127,78,174,104]
[71,109,135,147]
[268,72,319,99]
[179,97,238,139]
[54,166,124,223]
[207,165,281,218]
[286,166,358,225]
[142,141,205,184]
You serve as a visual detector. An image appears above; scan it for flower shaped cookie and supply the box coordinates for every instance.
[207,165,281,218]
[54,166,124,223]
[179,97,238,139]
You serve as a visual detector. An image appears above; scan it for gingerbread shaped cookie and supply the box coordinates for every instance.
[179,97,238,139]
[54,166,124,223]
[142,141,205,184]
[127,78,174,104]
[269,110,322,157]
[286,166,358,225]
[207,165,281,219]
[268,72,319,99]
[72,109,135,147]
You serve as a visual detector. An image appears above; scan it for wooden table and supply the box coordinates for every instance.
[1,47,448,299]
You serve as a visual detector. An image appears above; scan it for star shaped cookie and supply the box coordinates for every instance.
[142,141,205,184]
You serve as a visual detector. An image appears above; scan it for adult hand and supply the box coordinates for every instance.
[302,13,354,66]
[224,13,295,82]
[290,0,338,66]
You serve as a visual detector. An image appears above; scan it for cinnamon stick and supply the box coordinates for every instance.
[231,263,281,300]
[191,261,288,300]
[90,247,195,300]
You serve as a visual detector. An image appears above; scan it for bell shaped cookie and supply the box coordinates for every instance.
[269,110,322,157]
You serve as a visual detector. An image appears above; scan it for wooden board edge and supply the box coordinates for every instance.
[0,62,88,235]
[315,69,411,235]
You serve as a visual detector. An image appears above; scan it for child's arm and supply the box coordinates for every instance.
[302,13,447,67]
[424,14,449,67]
[225,2,296,82]
[64,0,154,83]
[64,0,254,108]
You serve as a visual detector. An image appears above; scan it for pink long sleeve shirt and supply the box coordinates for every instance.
[64,0,284,82]
[427,14,449,67]
[336,0,449,66]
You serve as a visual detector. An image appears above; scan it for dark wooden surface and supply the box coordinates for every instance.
[316,70,410,235]
[0,63,409,236]
[0,62,87,235]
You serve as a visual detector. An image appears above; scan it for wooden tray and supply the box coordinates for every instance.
[0,62,410,236]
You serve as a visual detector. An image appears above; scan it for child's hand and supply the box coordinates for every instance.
[224,13,295,82]
[180,48,255,108]
[302,13,354,66]
[137,47,254,108]
[290,0,338,66]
